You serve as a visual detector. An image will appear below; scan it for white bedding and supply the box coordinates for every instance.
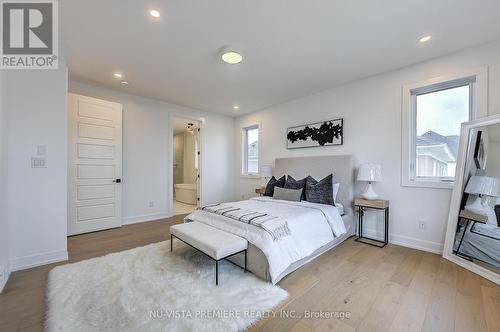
[471,223,500,240]
[455,222,500,268]
[185,197,347,284]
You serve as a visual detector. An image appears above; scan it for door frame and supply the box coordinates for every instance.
[168,113,205,216]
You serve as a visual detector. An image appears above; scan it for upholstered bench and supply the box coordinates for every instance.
[170,222,248,285]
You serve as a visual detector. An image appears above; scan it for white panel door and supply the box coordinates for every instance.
[68,93,123,235]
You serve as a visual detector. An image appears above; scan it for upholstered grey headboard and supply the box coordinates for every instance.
[274,155,355,217]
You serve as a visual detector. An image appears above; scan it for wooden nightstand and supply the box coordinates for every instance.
[255,187,266,196]
[455,210,487,260]
[354,198,390,248]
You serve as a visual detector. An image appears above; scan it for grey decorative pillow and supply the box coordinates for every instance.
[284,175,307,200]
[273,187,302,202]
[264,175,285,197]
[305,174,334,205]
[495,205,500,227]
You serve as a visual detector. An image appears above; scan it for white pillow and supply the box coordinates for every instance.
[336,202,345,216]
[484,206,498,226]
[333,183,340,205]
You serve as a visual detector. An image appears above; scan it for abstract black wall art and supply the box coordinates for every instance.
[287,118,343,149]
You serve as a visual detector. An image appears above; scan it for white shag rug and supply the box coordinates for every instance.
[46,241,288,332]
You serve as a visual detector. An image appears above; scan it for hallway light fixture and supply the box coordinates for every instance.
[149,9,161,19]
[419,35,432,43]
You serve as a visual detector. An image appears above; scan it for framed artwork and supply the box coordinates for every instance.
[286,118,343,149]
[473,130,486,170]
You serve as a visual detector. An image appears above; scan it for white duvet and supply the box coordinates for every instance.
[185,197,346,284]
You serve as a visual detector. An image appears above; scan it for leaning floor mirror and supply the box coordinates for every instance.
[443,114,500,285]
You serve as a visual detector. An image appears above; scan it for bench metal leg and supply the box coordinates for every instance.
[215,260,219,286]
[170,234,247,286]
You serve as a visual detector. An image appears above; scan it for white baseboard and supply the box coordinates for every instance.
[9,250,68,272]
[0,262,10,293]
[362,228,443,254]
[122,212,170,225]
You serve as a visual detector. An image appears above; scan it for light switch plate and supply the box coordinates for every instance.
[31,157,46,168]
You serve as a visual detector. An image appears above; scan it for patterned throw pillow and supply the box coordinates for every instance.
[305,174,334,206]
[264,175,285,197]
[284,175,307,200]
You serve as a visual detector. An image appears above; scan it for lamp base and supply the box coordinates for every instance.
[361,182,379,200]
[465,196,487,216]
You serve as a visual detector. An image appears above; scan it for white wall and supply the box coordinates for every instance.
[173,133,184,185]
[69,81,234,224]
[0,71,9,291]
[183,132,197,184]
[485,137,500,206]
[4,67,69,272]
[234,39,500,254]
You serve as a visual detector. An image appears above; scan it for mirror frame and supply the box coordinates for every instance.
[443,114,500,285]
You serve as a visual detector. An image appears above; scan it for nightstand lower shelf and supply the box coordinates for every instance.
[355,236,387,248]
[354,203,389,248]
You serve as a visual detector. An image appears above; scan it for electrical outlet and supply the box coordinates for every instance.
[419,222,426,230]
[149,201,154,208]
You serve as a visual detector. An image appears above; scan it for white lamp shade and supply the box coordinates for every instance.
[260,165,272,178]
[465,176,499,197]
[357,163,382,182]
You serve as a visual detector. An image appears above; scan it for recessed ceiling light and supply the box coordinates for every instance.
[220,46,243,64]
[120,80,129,86]
[232,105,240,111]
[222,52,243,64]
[419,35,432,43]
[149,9,161,19]
[113,72,122,79]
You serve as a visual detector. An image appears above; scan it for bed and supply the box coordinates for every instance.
[454,221,500,269]
[185,155,356,284]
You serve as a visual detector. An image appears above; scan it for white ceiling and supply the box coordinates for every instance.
[62,0,500,116]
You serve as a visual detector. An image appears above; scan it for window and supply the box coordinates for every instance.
[402,69,487,188]
[414,82,471,180]
[242,125,259,176]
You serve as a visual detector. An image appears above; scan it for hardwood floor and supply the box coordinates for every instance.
[0,215,499,332]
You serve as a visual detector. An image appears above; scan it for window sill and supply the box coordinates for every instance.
[241,174,261,179]
[401,178,454,189]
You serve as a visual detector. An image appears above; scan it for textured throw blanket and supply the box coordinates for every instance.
[201,203,291,241]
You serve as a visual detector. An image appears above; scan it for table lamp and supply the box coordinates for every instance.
[260,165,272,186]
[464,175,499,215]
[357,163,383,200]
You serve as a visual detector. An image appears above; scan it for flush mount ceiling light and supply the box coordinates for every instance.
[419,35,432,43]
[232,105,240,111]
[113,72,123,79]
[220,46,243,64]
[120,80,129,86]
[149,9,161,19]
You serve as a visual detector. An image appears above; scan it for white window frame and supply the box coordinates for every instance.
[241,123,261,177]
[401,67,488,189]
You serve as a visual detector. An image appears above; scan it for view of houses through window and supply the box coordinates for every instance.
[243,126,259,175]
[415,84,470,179]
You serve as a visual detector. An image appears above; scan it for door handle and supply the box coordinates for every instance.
[112,179,121,183]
